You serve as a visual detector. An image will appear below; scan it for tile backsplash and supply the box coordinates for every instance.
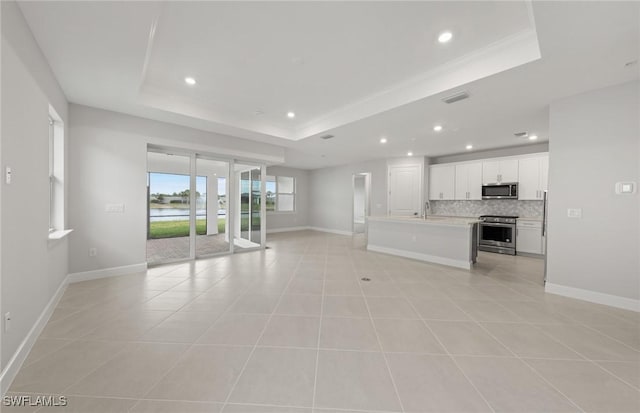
[431,200,543,218]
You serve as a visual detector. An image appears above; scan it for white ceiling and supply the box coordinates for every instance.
[18,1,639,169]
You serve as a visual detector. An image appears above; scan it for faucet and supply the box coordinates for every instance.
[422,201,431,219]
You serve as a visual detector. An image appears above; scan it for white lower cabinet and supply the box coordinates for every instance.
[516,220,543,254]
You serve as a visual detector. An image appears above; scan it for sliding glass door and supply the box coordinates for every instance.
[195,157,231,257]
[234,163,265,250]
[146,152,192,264]
[147,149,265,265]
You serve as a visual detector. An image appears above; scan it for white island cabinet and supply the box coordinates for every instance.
[367,216,480,269]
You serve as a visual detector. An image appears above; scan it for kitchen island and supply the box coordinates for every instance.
[366,216,480,269]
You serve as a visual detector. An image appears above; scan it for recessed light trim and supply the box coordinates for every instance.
[465,144,473,150]
[438,31,453,43]
[433,125,443,132]
[287,111,296,119]
[380,138,387,143]
[184,77,196,85]
[529,135,538,140]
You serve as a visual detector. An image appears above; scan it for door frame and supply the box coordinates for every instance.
[351,172,371,234]
[146,145,266,265]
[232,162,266,252]
[387,163,423,216]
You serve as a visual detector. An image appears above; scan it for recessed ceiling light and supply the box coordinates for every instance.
[438,31,453,43]
[380,138,387,143]
[287,111,296,119]
[407,151,413,156]
[529,135,538,140]
[184,77,196,85]
[433,125,443,132]
[465,144,473,150]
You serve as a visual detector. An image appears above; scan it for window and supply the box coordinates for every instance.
[266,175,295,212]
[48,107,65,234]
[48,117,55,230]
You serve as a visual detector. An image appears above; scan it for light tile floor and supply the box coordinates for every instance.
[6,231,640,412]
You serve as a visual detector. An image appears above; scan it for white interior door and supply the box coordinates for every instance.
[388,164,421,216]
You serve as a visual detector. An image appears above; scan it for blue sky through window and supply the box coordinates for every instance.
[149,173,226,196]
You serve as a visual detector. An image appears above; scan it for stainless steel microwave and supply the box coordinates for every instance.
[482,183,518,199]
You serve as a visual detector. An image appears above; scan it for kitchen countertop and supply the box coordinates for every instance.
[367,215,480,227]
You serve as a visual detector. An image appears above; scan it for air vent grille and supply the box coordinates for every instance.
[320,134,334,140]
[514,131,529,138]
[442,91,470,104]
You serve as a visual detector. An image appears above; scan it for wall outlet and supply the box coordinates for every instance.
[4,312,11,332]
[89,247,97,257]
[567,208,582,218]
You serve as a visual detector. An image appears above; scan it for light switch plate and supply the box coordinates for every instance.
[5,167,11,184]
[615,182,636,194]
[567,208,582,218]
[105,203,125,213]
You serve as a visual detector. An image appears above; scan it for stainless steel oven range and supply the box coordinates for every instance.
[478,215,518,255]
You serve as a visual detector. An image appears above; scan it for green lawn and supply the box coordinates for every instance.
[149,218,225,239]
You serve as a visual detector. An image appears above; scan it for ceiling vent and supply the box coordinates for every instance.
[514,131,529,138]
[320,134,334,140]
[442,91,470,104]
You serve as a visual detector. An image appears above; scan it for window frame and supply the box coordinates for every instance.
[48,106,68,239]
[48,117,55,232]
[265,175,296,213]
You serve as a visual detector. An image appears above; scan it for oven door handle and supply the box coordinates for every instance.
[480,222,514,228]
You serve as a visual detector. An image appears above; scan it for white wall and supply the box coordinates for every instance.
[546,81,639,310]
[309,157,420,233]
[1,0,69,374]
[265,166,309,231]
[68,104,286,274]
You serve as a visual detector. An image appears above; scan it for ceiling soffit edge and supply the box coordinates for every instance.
[294,28,541,141]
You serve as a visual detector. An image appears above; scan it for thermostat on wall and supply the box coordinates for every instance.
[615,182,636,195]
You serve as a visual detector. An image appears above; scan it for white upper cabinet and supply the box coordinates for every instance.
[455,162,482,200]
[429,165,455,200]
[518,155,549,200]
[482,159,518,184]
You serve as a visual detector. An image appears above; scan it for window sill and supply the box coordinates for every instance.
[48,229,73,241]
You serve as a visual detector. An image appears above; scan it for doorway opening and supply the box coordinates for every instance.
[352,172,371,234]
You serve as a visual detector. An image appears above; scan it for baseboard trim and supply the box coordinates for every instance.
[67,262,147,284]
[367,244,471,270]
[309,227,354,236]
[0,276,69,396]
[266,226,310,234]
[545,283,640,313]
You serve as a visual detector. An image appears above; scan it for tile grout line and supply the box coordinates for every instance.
[446,297,587,413]
[126,267,262,412]
[526,318,640,394]
[310,248,328,410]
[401,284,497,413]
[219,251,307,410]
[354,265,405,413]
